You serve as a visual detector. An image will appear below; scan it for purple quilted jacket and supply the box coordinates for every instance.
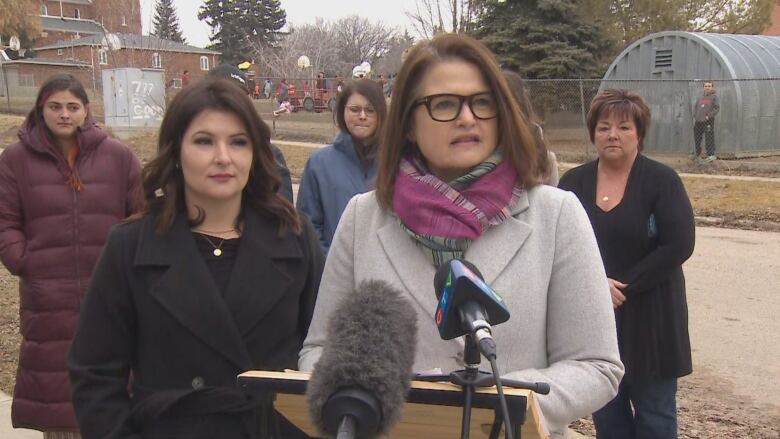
[0,116,142,431]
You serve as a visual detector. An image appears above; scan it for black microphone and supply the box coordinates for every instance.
[306,280,417,439]
[433,259,510,359]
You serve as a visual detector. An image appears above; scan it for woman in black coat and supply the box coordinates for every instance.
[559,89,695,439]
[68,79,324,439]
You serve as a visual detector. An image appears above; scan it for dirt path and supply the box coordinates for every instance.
[573,226,780,438]
[685,227,780,410]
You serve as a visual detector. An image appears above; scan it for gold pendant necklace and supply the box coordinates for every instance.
[601,195,610,202]
[200,234,226,257]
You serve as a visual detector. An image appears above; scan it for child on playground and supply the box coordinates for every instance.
[274,98,293,116]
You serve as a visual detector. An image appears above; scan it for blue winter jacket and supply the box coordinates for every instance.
[296,132,377,254]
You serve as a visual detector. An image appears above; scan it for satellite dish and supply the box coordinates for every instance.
[102,33,121,51]
[297,55,311,69]
[9,35,20,52]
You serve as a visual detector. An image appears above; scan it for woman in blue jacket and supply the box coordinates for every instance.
[297,79,386,253]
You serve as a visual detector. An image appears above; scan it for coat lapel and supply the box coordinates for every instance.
[222,211,301,336]
[378,190,533,301]
[465,191,533,284]
[134,215,251,370]
[377,219,441,326]
[376,191,533,362]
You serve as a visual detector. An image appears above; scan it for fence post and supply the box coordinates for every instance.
[578,79,589,159]
[0,59,10,113]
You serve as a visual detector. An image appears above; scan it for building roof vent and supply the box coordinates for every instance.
[654,49,673,69]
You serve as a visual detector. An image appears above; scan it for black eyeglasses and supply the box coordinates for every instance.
[413,92,498,122]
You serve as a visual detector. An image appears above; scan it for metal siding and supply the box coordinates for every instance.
[603,31,780,156]
[101,68,165,128]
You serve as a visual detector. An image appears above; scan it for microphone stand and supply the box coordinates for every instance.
[448,334,482,439]
[415,336,551,439]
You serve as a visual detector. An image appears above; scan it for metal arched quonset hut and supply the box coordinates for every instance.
[601,31,780,157]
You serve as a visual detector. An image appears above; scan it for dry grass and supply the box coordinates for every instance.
[2,110,779,226]
[0,110,780,229]
[684,177,780,224]
[0,269,19,394]
[0,114,24,148]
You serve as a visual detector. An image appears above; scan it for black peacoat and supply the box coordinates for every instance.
[68,207,324,439]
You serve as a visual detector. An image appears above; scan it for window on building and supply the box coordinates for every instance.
[200,56,209,71]
[99,49,108,65]
[41,4,48,15]
[122,16,127,26]
[152,52,162,68]
[18,74,35,88]
[172,78,182,89]
[74,8,80,19]
[57,49,63,56]
[41,31,48,37]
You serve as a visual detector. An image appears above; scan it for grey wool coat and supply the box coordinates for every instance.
[299,185,624,438]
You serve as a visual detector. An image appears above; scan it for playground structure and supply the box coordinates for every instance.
[290,81,338,113]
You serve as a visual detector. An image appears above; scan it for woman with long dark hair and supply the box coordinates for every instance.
[0,73,142,438]
[68,79,323,439]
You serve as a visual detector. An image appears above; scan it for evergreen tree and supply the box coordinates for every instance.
[473,0,614,79]
[151,0,185,43]
[198,0,286,64]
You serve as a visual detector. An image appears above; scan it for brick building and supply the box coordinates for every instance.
[0,56,95,114]
[28,0,219,91]
[34,33,219,89]
[37,0,142,47]
[0,0,223,116]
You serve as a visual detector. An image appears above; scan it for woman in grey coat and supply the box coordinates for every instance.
[299,34,623,438]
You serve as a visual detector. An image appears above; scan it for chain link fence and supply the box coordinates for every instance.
[524,78,780,158]
[2,67,779,157]
[0,64,102,118]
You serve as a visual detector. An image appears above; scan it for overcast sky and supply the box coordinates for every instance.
[140,0,421,48]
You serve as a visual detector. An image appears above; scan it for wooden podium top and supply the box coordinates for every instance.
[238,370,549,439]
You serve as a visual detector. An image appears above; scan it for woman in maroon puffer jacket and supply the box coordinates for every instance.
[0,74,143,437]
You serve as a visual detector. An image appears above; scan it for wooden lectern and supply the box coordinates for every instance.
[237,370,549,439]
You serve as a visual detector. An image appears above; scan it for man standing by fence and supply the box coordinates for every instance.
[693,80,719,162]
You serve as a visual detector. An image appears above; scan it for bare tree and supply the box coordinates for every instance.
[247,16,397,79]
[405,0,484,39]
[246,19,341,79]
[331,15,396,73]
[374,31,415,75]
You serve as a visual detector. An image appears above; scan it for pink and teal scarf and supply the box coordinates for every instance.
[392,150,523,266]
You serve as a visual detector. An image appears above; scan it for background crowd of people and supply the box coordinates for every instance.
[1,33,694,439]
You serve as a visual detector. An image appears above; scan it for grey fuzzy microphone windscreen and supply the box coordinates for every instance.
[306,279,418,436]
